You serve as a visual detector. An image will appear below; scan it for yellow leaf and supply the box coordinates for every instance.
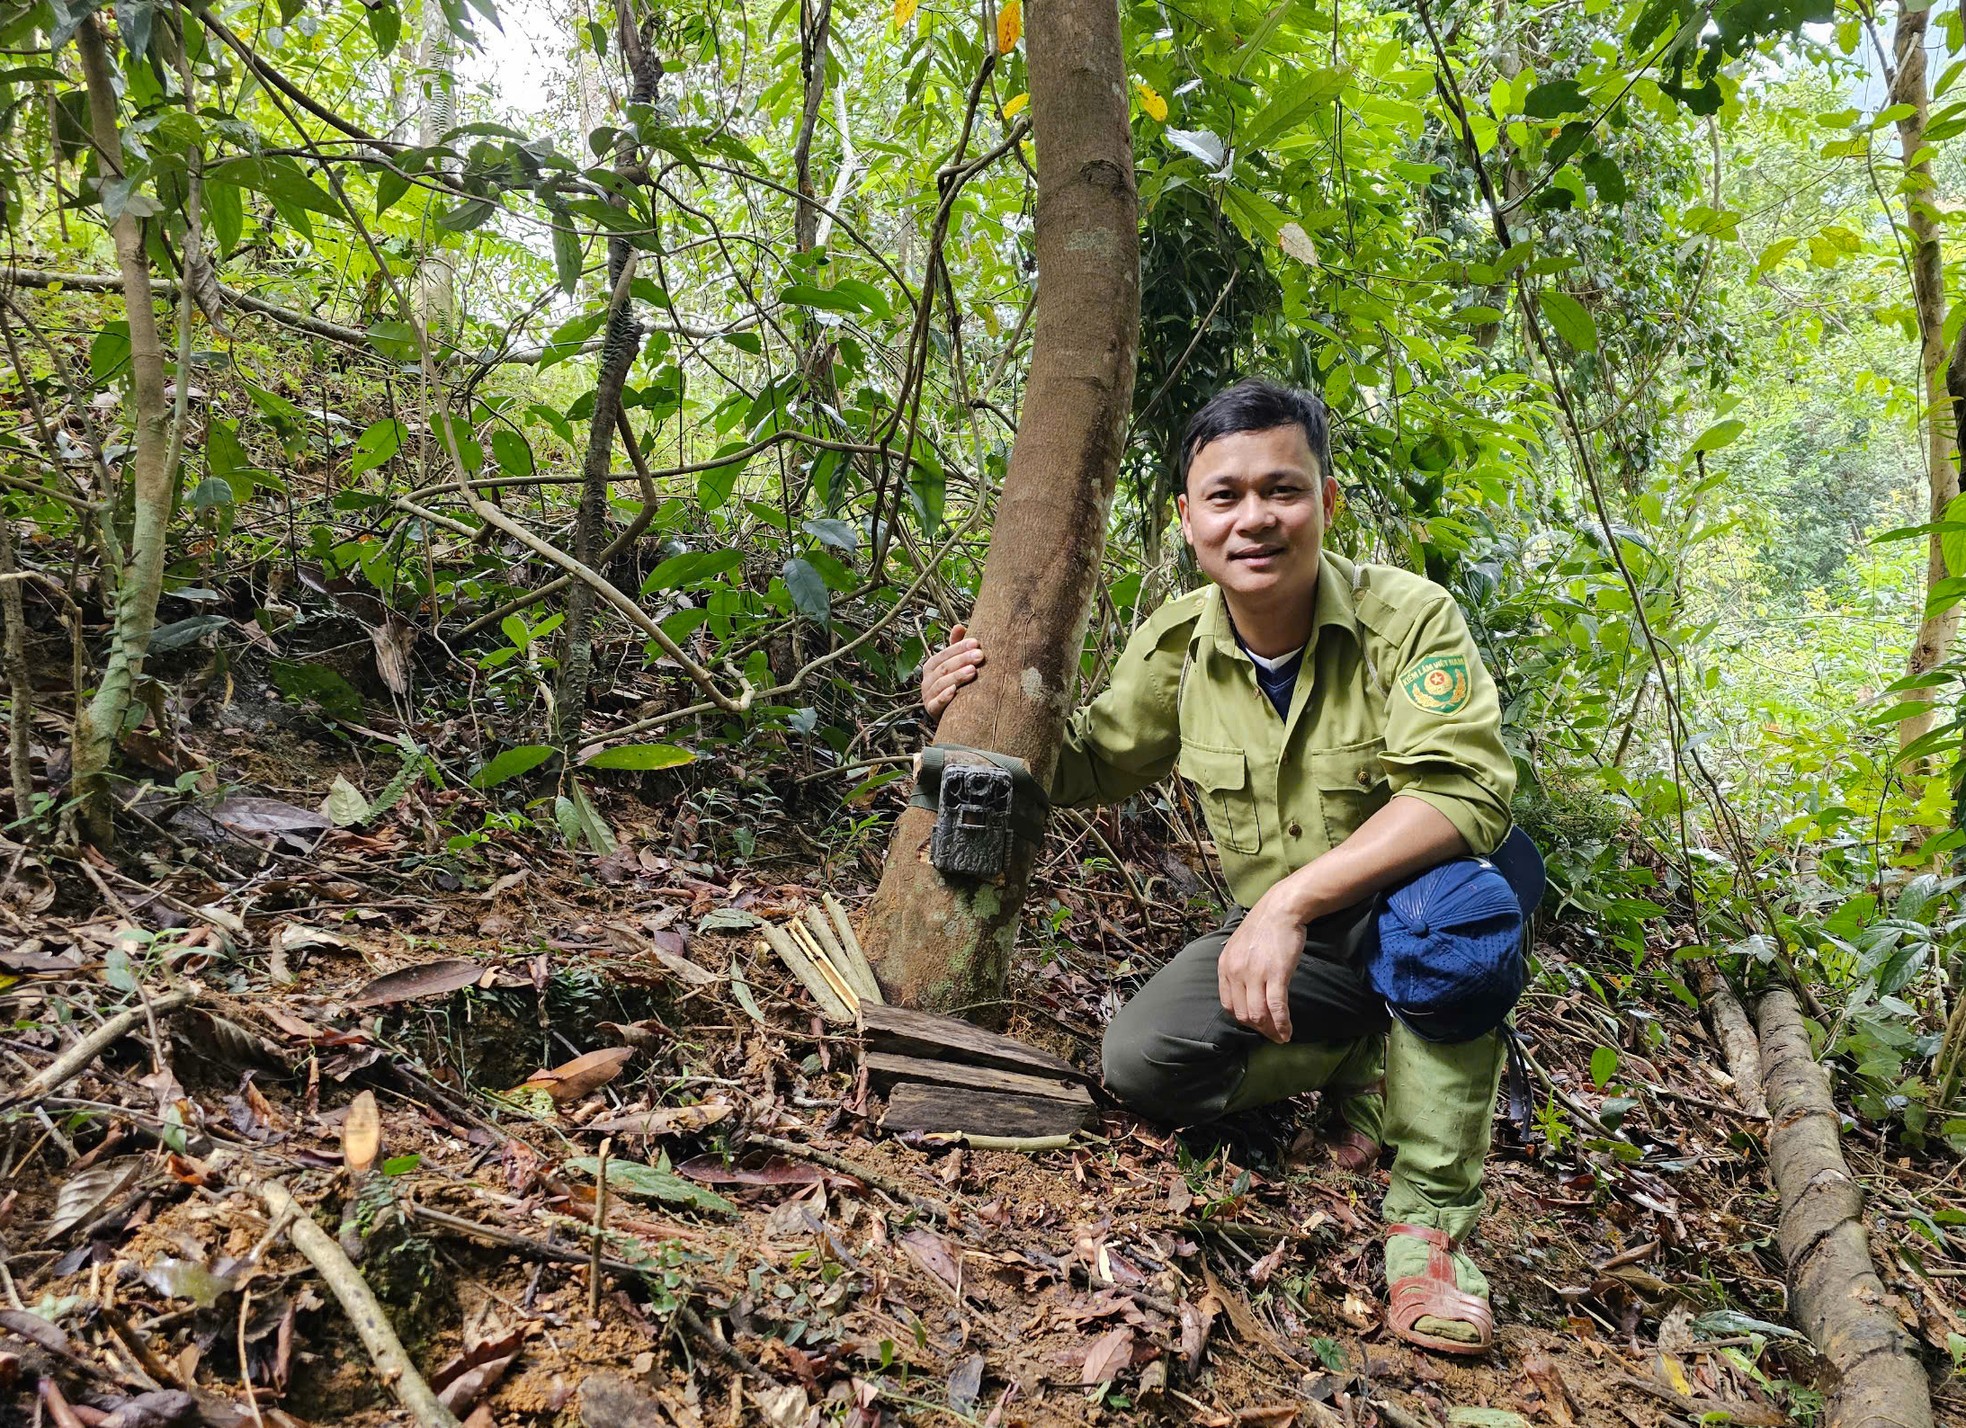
[1136,81,1168,123]
[1003,92,1029,119]
[996,0,1021,53]
[1656,1353,1693,1397]
[893,0,919,23]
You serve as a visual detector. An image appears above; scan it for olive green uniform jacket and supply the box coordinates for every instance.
[1050,551,1516,898]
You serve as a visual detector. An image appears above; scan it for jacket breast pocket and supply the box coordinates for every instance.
[1182,743,1263,855]
[1311,739,1390,848]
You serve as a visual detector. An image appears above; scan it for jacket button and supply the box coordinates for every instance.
[1287,820,1302,838]
[1356,768,1372,787]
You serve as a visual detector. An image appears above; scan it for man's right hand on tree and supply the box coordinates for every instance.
[920,623,985,719]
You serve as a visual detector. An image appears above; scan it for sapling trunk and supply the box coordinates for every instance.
[68,14,175,845]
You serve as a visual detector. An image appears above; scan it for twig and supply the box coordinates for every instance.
[238,1286,268,1428]
[1,989,199,1110]
[744,1132,954,1221]
[255,1179,460,1428]
[590,1137,612,1318]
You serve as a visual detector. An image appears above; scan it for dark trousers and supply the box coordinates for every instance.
[1100,902,1390,1126]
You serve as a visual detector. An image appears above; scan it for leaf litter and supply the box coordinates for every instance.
[2,798,1962,1428]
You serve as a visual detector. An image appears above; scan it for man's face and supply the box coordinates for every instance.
[1176,424,1336,610]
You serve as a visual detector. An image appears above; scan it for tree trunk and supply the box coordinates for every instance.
[1756,989,1934,1428]
[69,14,174,845]
[792,0,833,258]
[861,0,1139,1014]
[415,0,458,337]
[552,13,660,747]
[1,512,34,829]
[1890,6,1959,765]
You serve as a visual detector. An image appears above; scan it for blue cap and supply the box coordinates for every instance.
[1367,827,1545,1044]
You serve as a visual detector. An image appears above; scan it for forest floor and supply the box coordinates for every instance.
[4,719,1966,1428]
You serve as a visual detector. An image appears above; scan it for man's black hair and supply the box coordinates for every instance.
[1178,378,1332,489]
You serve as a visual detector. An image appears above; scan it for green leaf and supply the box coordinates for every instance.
[149,615,230,652]
[567,1157,739,1215]
[539,310,606,370]
[189,476,234,511]
[566,777,616,854]
[350,419,404,476]
[696,442,751,509]
[436,197,500,231]
[1580,152,1626,204]
[581,742,695,771]
[1590,1045,1619,1087]
[368,1,401,54]
[259,159,342,217]
[1539,290,1597,352]
[550,210,583,295]
[1689,1310,1804,1341]
[471,744,556,788]
[489,428,534,477]
[205,178,243,253]
[380,1153,420,1175]
[1243,68,1345,152]
[781,281,886,316]
[375,166,411,217]
[783,557,830,624]
[1686,419,1744,456]
[324,775,373,828]
[642,548,743,591]
[367,320,420,363]
[205,418,263,498]
[90,322,131,385]
[801,517,859,553]
[1523,80,1586,119]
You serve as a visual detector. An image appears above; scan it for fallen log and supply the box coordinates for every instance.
[1757,988,1934,1428]
[1697,966,1768,1119]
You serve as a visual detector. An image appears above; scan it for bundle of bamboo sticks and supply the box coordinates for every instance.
[757,893,882,1024]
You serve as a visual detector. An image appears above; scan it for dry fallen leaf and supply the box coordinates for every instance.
[521,1046,636,1104]
[585,1101,731,1135]
[1248,1237,1288,1287]
[1080,1325,1134,1386]
[342,1090,379,1172]
[1180,1293,1219,1371]
[899,1226,963,1293]
[1521,1352,1577,1427]
[347,958,486,1008]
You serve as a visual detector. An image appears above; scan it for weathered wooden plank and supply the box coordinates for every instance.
[860,1002,1088,1084]
[863,1051,1093,1106]
[881,1082,1094,1138]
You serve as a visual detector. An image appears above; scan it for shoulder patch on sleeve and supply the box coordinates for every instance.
[1401,653,1472,714]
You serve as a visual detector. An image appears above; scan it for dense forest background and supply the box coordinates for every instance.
[7,0,1966,1422]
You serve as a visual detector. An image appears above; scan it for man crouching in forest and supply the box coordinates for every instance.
[919,379,1524,1354]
